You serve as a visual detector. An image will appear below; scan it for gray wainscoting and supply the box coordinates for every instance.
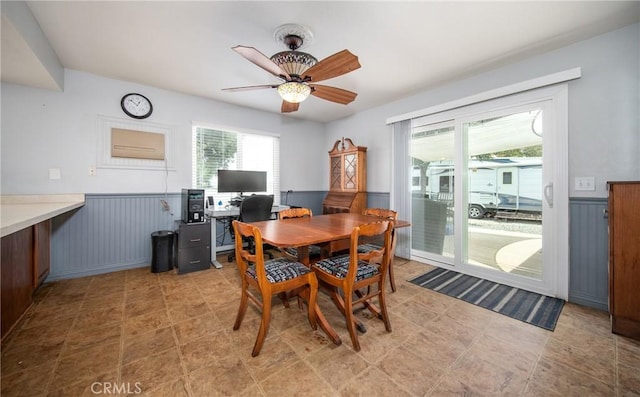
[568,197,609,311]
[50,193,181,280]
[282,190,327,216]
[48,191,391,280]
[366,192,391,209]
[49,193,608,312]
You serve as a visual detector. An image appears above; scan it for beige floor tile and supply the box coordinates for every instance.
[80,290,125,312]
[122,326,176,365]
[173,312,223,344]
[618,362,640,394]
[187,358,258,397]
[241,334,301,381]
[339,366,414,397]
[376,345,445,396]
[526,358,614,396]
[74,305,124,329]
[433,355,530,396]
[1,336,65,376]
[403,327,473,370]
[125,284,164,303]
[179,330,236,373]
[2,261,629,396]
[393,297,440,329]
[278,323,332,358]
[50,341,120,390]
[140,377,191,397]
[260,359,336,396]
[120,347,184,394]
[0,362,56,397]
[124,295,166,318]
[123,309,173,338]
[541,337,615,385]
[64,323,122,354]
[306,343,369,391]
[46,370,119,397]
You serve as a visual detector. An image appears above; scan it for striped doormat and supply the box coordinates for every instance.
[409,267,565,331]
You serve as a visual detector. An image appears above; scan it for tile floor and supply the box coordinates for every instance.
[1,256,639,396]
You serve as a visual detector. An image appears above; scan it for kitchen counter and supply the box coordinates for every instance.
[1,194,85,237]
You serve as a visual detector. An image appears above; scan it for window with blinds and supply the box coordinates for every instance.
[192,125,280,205]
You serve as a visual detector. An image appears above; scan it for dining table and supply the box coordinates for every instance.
[248,212,410,345]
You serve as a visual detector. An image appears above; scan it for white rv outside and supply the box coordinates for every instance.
[412,158,543,218]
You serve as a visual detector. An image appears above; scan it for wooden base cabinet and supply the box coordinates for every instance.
[0,219,50,339]
[608,181,640,341]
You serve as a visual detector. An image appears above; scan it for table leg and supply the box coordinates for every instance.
[297,287,342,346]
[210,218,223,269]
[296,246,342,345]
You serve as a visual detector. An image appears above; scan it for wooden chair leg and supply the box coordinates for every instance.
[307,276,318,330]
[343,290,361,351]
[355,289,382,319]
[378,282,392,333]
[388,257,397,292]
[252,291,273,357]
[278,292,290,308]
[332,288,366,333]
[233,285,249,330]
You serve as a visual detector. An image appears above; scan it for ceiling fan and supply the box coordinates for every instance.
[222,24,361,113]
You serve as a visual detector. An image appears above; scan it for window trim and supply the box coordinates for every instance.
[191,122,281,205]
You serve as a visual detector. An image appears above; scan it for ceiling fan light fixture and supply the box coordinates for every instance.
[277,82,311,103]
[270,51,318,76]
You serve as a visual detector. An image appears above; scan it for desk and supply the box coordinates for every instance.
[1,194,85,338]
[205,205,289,269]
[249,212,410,345]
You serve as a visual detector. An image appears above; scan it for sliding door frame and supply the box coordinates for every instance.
[404,84,569,299]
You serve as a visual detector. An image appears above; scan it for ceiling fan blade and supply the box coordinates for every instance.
[281,101,300,113]
[303,50,361,83]
[222,84,277,92]
[232,46,291,80]
[310,84,357,105]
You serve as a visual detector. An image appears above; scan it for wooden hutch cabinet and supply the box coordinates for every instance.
[607,181,640,341]
[322,138,367,214]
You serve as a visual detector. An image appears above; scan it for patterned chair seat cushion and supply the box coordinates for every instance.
[357,243,383,254]
[283,245,323,258]
[313,254,379,281]
[247,258,312,284]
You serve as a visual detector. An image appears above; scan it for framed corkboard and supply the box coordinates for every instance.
[97,115,175,171]
[111,128,165,160]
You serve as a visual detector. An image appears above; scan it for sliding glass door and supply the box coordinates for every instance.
[408,86,568,298]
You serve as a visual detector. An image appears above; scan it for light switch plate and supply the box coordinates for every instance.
[575,176,595,191]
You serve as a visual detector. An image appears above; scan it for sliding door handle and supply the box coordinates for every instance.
[544,183,554,208]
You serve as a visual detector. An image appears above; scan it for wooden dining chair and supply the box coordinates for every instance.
[232,220,318,357]
[311,220,393,352]
[359,208,399,292]
[278,207,323,261]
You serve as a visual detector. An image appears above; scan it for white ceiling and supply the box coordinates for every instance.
[2,1,639,123]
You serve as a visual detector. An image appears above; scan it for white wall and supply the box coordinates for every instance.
[1,70,326,195]
[325,23,640,198]
[4,24,638,198]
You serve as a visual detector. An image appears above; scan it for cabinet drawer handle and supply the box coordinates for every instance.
[189,238,201,242]
[189,260,201,264]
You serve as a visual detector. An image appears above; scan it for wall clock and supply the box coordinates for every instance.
[121,93,153,119]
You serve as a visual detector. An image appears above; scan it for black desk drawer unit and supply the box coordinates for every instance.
[175,220,211,274]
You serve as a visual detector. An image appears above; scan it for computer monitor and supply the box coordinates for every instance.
[217,170,267,196]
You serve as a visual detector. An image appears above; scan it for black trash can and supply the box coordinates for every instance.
[151,230,174,273]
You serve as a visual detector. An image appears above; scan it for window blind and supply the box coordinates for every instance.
[192,126,280,205]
